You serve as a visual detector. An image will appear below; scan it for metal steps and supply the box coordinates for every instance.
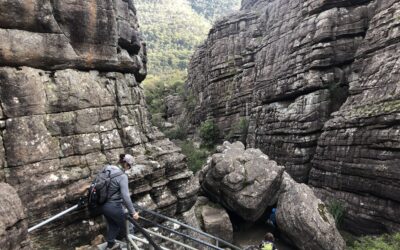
[27,200,243,250]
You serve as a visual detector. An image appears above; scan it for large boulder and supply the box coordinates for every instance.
[276,173,346,250]
[198,197,233,243]
[199,141,285,221]
[200,142,345,250]
[0,183,30,250]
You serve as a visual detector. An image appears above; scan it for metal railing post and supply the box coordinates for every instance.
[126,219,132,250]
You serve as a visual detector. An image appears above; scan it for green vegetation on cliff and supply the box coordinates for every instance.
[137,0,240,173]
[189,0,241,21]
[136,0,211,75]
[136,0,240,101]
[347,233,400,250]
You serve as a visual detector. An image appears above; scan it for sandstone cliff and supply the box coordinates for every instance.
[0,183,30,250]
[186,0,400,234]
[0,1,197,249]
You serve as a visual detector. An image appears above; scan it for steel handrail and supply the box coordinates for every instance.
[28,204,80,233]
[142,228,199,250]
[134,205,242,250]
[128,234,171,250]
[127,215,162,250]
[139,216,224,250]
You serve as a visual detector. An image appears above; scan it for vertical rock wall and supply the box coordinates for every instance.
[0,1,197,248]
[0,183,30,250]
[186,0,400,233]
[310,0,400,234]
[187,0,373,182]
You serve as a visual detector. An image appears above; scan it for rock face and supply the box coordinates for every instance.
[277,173,345,250]
[0,1,197,249]
[158,196,233,250]
[199,141,285,221]
[0,0,146,78]
[0,183,30,250]
[309,0,400,234]
[165,94,185,124]
[186,0,400,233]
[200,142,345,250]
[196,196,233,243]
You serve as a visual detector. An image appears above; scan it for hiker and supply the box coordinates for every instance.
[267,208,277,227]
[259,232,277,250]
[101,154,140,250]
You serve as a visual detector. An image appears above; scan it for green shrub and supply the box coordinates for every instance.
[348,233,400,250]
[184,92,197,114]
[180,141,209,173]
[199,119,220,148]
[164,124,188,140]
[327,200,345,228]
[150,113,165,130]
[144,70,187,130]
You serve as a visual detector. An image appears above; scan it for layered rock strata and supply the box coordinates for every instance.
[0,183,30,250]
[186,0,372,182]
[186,0,400,233]
[0,1,197,249]
[199,141,345,250]
[309,0,400,234]
[165,94,185,124]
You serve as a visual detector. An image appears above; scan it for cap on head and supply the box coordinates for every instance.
[265,232,274,242]
[120,154,135,167]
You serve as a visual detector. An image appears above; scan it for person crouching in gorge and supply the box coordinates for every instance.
[259,233,277,250]
[86,154,140,250]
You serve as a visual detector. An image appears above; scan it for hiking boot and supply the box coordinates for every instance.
[106,242,121,250]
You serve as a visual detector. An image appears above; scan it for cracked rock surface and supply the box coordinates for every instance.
[0,182,30,250]
[200,141,345,250]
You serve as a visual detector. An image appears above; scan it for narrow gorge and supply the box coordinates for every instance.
[0,0,399,249]
[185,0,400,235]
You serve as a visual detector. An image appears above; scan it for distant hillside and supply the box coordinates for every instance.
[189,0,241,21]
[136,0,211,75]
[136,0,240,123]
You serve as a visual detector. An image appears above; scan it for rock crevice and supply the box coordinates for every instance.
[199,141,346,250]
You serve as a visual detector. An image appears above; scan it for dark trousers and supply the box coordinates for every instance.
[101,202,126,245]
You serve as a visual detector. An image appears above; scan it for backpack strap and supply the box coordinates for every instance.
[102,165,124,179]
[110,170,125,179]
[107,169,126,199]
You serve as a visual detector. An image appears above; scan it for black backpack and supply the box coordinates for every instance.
[87,166,124,213]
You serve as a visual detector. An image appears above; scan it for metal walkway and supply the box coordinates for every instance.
[120,205,242,250]
[28,201,243,250]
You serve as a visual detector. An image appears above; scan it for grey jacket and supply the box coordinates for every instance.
[103,165,136,214]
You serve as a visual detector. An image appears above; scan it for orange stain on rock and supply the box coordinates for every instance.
[23,0,35,26]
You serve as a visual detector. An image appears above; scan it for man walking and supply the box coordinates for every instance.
[101,154,139,250]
